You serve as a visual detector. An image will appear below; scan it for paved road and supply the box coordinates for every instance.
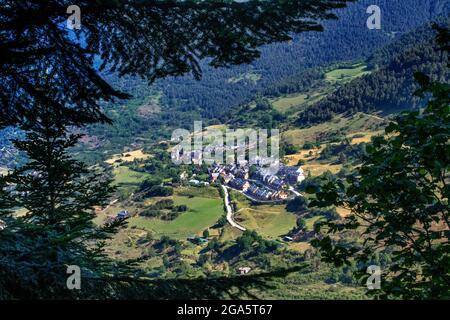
[221,185,246,232]
[288,186,302,197]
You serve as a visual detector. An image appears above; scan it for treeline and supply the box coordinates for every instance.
[296,19,450,126]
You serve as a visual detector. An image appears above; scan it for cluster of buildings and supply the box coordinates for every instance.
[208,162,305,202]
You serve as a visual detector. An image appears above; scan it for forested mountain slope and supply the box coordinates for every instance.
[2,0,449,167]
[296,17,450,126]
[140,0,450,118]
[74,11,450,163]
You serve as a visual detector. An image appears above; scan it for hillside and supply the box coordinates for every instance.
[103,0,450,119]
[296,17,450,126]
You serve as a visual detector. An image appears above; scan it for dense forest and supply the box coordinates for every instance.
[105,0,450,119]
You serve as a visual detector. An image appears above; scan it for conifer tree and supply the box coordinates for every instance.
[310,25,450,299]
[0,103,123,298]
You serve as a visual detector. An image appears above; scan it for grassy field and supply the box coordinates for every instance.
[284,147,322,166]
[175,185,220,199]
[336,207,352,217]
[302,163,343,176]
[282,113,386,177]
[236,205,297,239]
[272,94,309,113]
[220,224,244,241]
[105,149,151,165]
[325,63,371,83]
[304,215,325,231]
[271,64,370,115]
[129,195,224,240]
[284,113,385,147]
[112,166,150,186]
[229,190,296,239]
[271,90,329,114]
[347,129,384,144]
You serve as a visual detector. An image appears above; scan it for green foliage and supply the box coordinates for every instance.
[310,28,450,299]
[286,196,309,213]
[215,215,228,228]
[139,178,164,192]
[283,144,301,156]
[1,0,354,129]
[297,17,450,126]
[236,230,279,253]
[144,186,174,198]
[139,199,187,220]
[296,218,307,230]
[0,106,125,298]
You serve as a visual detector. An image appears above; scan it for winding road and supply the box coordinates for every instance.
[221,185,246,232]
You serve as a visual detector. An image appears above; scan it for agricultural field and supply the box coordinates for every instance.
[129,195,224,240]
[283,112,385,147]
[346,130,384,145]
[105,149,151,165]
[271,90,329,114]
[255,276,366,300]
[283,147,322,166]
[302,163,343,176]
[236,206,297,239]
[230,190,296,240]
[282,113,386,176]
[325,63,371,84]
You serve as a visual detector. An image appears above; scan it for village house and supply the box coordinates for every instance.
[272,191,289,200]
[229,178,250,192]
[222,173,234,184]
[278,165,305,184]
[210,172,220,182]
[262,174,285,190]
[189,179,200,185]
[247,184,273,200]
[187,235,208,245]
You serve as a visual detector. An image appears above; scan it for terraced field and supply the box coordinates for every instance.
[111,166,151,187]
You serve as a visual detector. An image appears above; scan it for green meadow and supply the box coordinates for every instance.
[129,195,224,240]
[325,63,370,83]
[112,166,150,186]
[230,190,296,239]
